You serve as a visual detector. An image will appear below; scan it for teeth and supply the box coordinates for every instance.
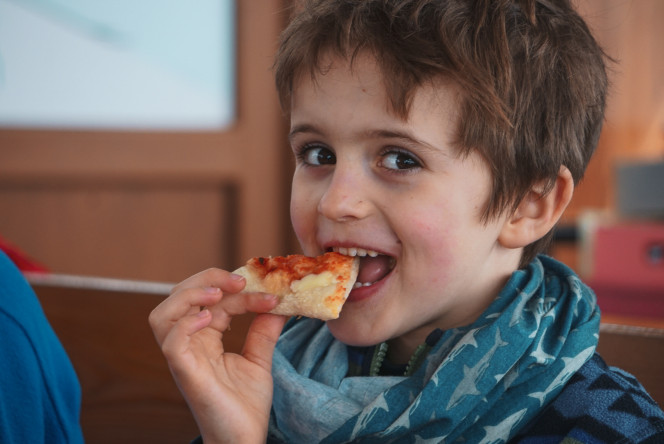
[332,246,380,257]
[332,246,390,288]
[353,281,374,289]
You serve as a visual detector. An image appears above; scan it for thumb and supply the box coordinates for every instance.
[241,314,287,372]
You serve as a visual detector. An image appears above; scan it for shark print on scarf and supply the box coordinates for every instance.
[268,256,600,443]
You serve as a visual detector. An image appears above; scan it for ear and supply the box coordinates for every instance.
[498,166,574,249]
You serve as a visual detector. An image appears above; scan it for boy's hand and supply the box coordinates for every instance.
[148,268,287,444]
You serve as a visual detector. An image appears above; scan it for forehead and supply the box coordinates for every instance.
[291,51,461,126]
[291,51,384,101]
[289,52,463,161]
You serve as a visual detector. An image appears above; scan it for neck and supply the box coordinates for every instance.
[387,332,428,365]
[387,264,517,364]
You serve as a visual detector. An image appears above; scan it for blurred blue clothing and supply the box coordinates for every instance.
[0,251,84,444]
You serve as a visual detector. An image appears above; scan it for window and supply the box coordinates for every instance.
[0,0,235,130]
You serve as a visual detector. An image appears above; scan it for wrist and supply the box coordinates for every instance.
[199,426,267,444]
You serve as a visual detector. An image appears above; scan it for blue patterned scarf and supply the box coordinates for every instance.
[268,256,600,443]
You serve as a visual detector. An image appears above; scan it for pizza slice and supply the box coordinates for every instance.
[233,252,359,320]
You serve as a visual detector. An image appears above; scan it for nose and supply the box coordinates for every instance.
[318,169,371,222]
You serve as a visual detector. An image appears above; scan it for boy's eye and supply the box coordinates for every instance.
[301,145,336,166]
[381,150,421,170]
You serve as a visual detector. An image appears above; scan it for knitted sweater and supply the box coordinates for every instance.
[514,353,664,443]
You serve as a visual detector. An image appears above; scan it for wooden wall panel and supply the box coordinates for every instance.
[0,0,293,282]
[0,180,237,281]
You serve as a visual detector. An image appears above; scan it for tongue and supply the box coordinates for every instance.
[357,255,392,284]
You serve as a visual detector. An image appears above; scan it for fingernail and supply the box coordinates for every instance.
[263,293,277,302]
[230,273,245,281]
[197,308,211,318]
[205,287,221,294]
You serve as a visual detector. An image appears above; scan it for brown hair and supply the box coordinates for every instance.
[275,0,609,267]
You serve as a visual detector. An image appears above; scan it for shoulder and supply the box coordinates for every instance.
[0,252,84,443]
[514,353,664,443]
[0,251,67,363]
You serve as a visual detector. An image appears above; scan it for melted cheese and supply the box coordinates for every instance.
[290,271,336,293]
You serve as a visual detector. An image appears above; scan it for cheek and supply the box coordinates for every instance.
[399,205,462,279]
[290,186,318,248]
[409,215,440,237]
[290,195,307,233]
[400,198,459,246]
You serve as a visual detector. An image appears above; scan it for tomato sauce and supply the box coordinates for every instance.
[248,252,348,280]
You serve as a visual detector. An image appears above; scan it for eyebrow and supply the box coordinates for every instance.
[365,128,447,157]
[288,123,321,142]
[289,124,444,155]
[369,128,429,146]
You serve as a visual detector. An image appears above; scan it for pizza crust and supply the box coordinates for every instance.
[233,253,359,320]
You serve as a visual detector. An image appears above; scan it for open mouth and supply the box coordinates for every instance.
[331,247,396,289]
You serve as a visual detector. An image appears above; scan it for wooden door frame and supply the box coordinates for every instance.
[0,1,294,274]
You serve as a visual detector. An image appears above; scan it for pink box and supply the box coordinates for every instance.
[585,222,664,318]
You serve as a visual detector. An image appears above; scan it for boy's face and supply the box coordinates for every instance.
[288,53,519,354]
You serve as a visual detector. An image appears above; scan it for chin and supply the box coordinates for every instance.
[326,317,389,347]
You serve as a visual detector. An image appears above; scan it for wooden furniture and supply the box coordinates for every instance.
[597,323,664,407]
[33,275,256,444]
[32,274,663,443]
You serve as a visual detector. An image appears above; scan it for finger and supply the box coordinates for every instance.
[149,286,224,345]
[207,291,278,317]
[172,268,247,296]
[153,268,247,335]
[241,314,287,372]
[152,286,279,345]
[160,308,216,366]
[205,292,279,332]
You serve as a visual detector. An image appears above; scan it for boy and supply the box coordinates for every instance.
[149,1,664,442]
